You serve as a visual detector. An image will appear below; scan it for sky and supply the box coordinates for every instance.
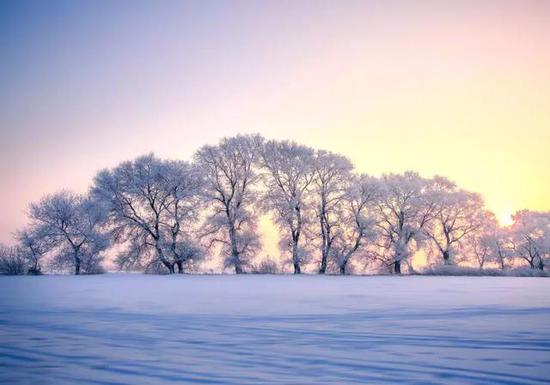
[1,0,549,247]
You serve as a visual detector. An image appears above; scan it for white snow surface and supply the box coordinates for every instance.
[1,274,549,385]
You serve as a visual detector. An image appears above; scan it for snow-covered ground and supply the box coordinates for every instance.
[1,274,549,385]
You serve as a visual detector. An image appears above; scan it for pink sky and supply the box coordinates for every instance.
[1,0,549,244]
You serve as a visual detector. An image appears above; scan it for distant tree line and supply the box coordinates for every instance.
[1,135,549,275]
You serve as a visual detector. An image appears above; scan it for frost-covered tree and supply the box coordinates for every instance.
[161,160,204,273]
[92,155,202,274]
[375,172,437,274]
[509,210,550,270]
[28,191,108,274]
[14,228,51,274]
[490,227,515,271]
[311,150,354,273]
[423,178,485,265]
[194,135,263,273]
[0,228,52,275]
[464,212,512,269]
[260,140,316,274]
[0,244,27,275]
[331,174,380,274]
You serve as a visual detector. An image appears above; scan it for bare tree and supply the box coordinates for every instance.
[311,150,354,273]
[375,172,436,274]
[330,174,380,274]
[194,135,263,273]
[28,191,108,274]
[92,155,202,274]
[260,140,316,274]
[423,178,485,265]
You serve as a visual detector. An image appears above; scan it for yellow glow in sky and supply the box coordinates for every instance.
[1,0,549,244]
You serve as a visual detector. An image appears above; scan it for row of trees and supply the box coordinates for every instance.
[1,135,549,275]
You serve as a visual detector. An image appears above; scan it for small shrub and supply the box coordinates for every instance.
[420,265,505,276]
[506,267,549,277]
[251,259,280,274]
[0,246,27,275]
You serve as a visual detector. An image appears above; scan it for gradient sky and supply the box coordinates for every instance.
[1,0,549,246]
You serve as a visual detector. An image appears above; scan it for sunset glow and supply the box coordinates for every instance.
[1,0,549,245]
[498,212,515,227]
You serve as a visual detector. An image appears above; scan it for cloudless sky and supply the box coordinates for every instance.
[1,0,549,245]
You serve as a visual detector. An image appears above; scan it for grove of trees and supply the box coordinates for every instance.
[1,135,549,275]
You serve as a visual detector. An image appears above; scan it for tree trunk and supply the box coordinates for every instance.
[293,206,303,275]
[162,260,175,274]
[319,214,328,274]
[28,259,40,275]
[319,254,327,274]
[234,263,243,274]
[393,260,401,274]
[292,241,301,274]
[73,247,81,275]
[443,250,451,265]
[339,261,347,275]
[228,223,243,274]
[176,261,184,274]
[155,243,175,274]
